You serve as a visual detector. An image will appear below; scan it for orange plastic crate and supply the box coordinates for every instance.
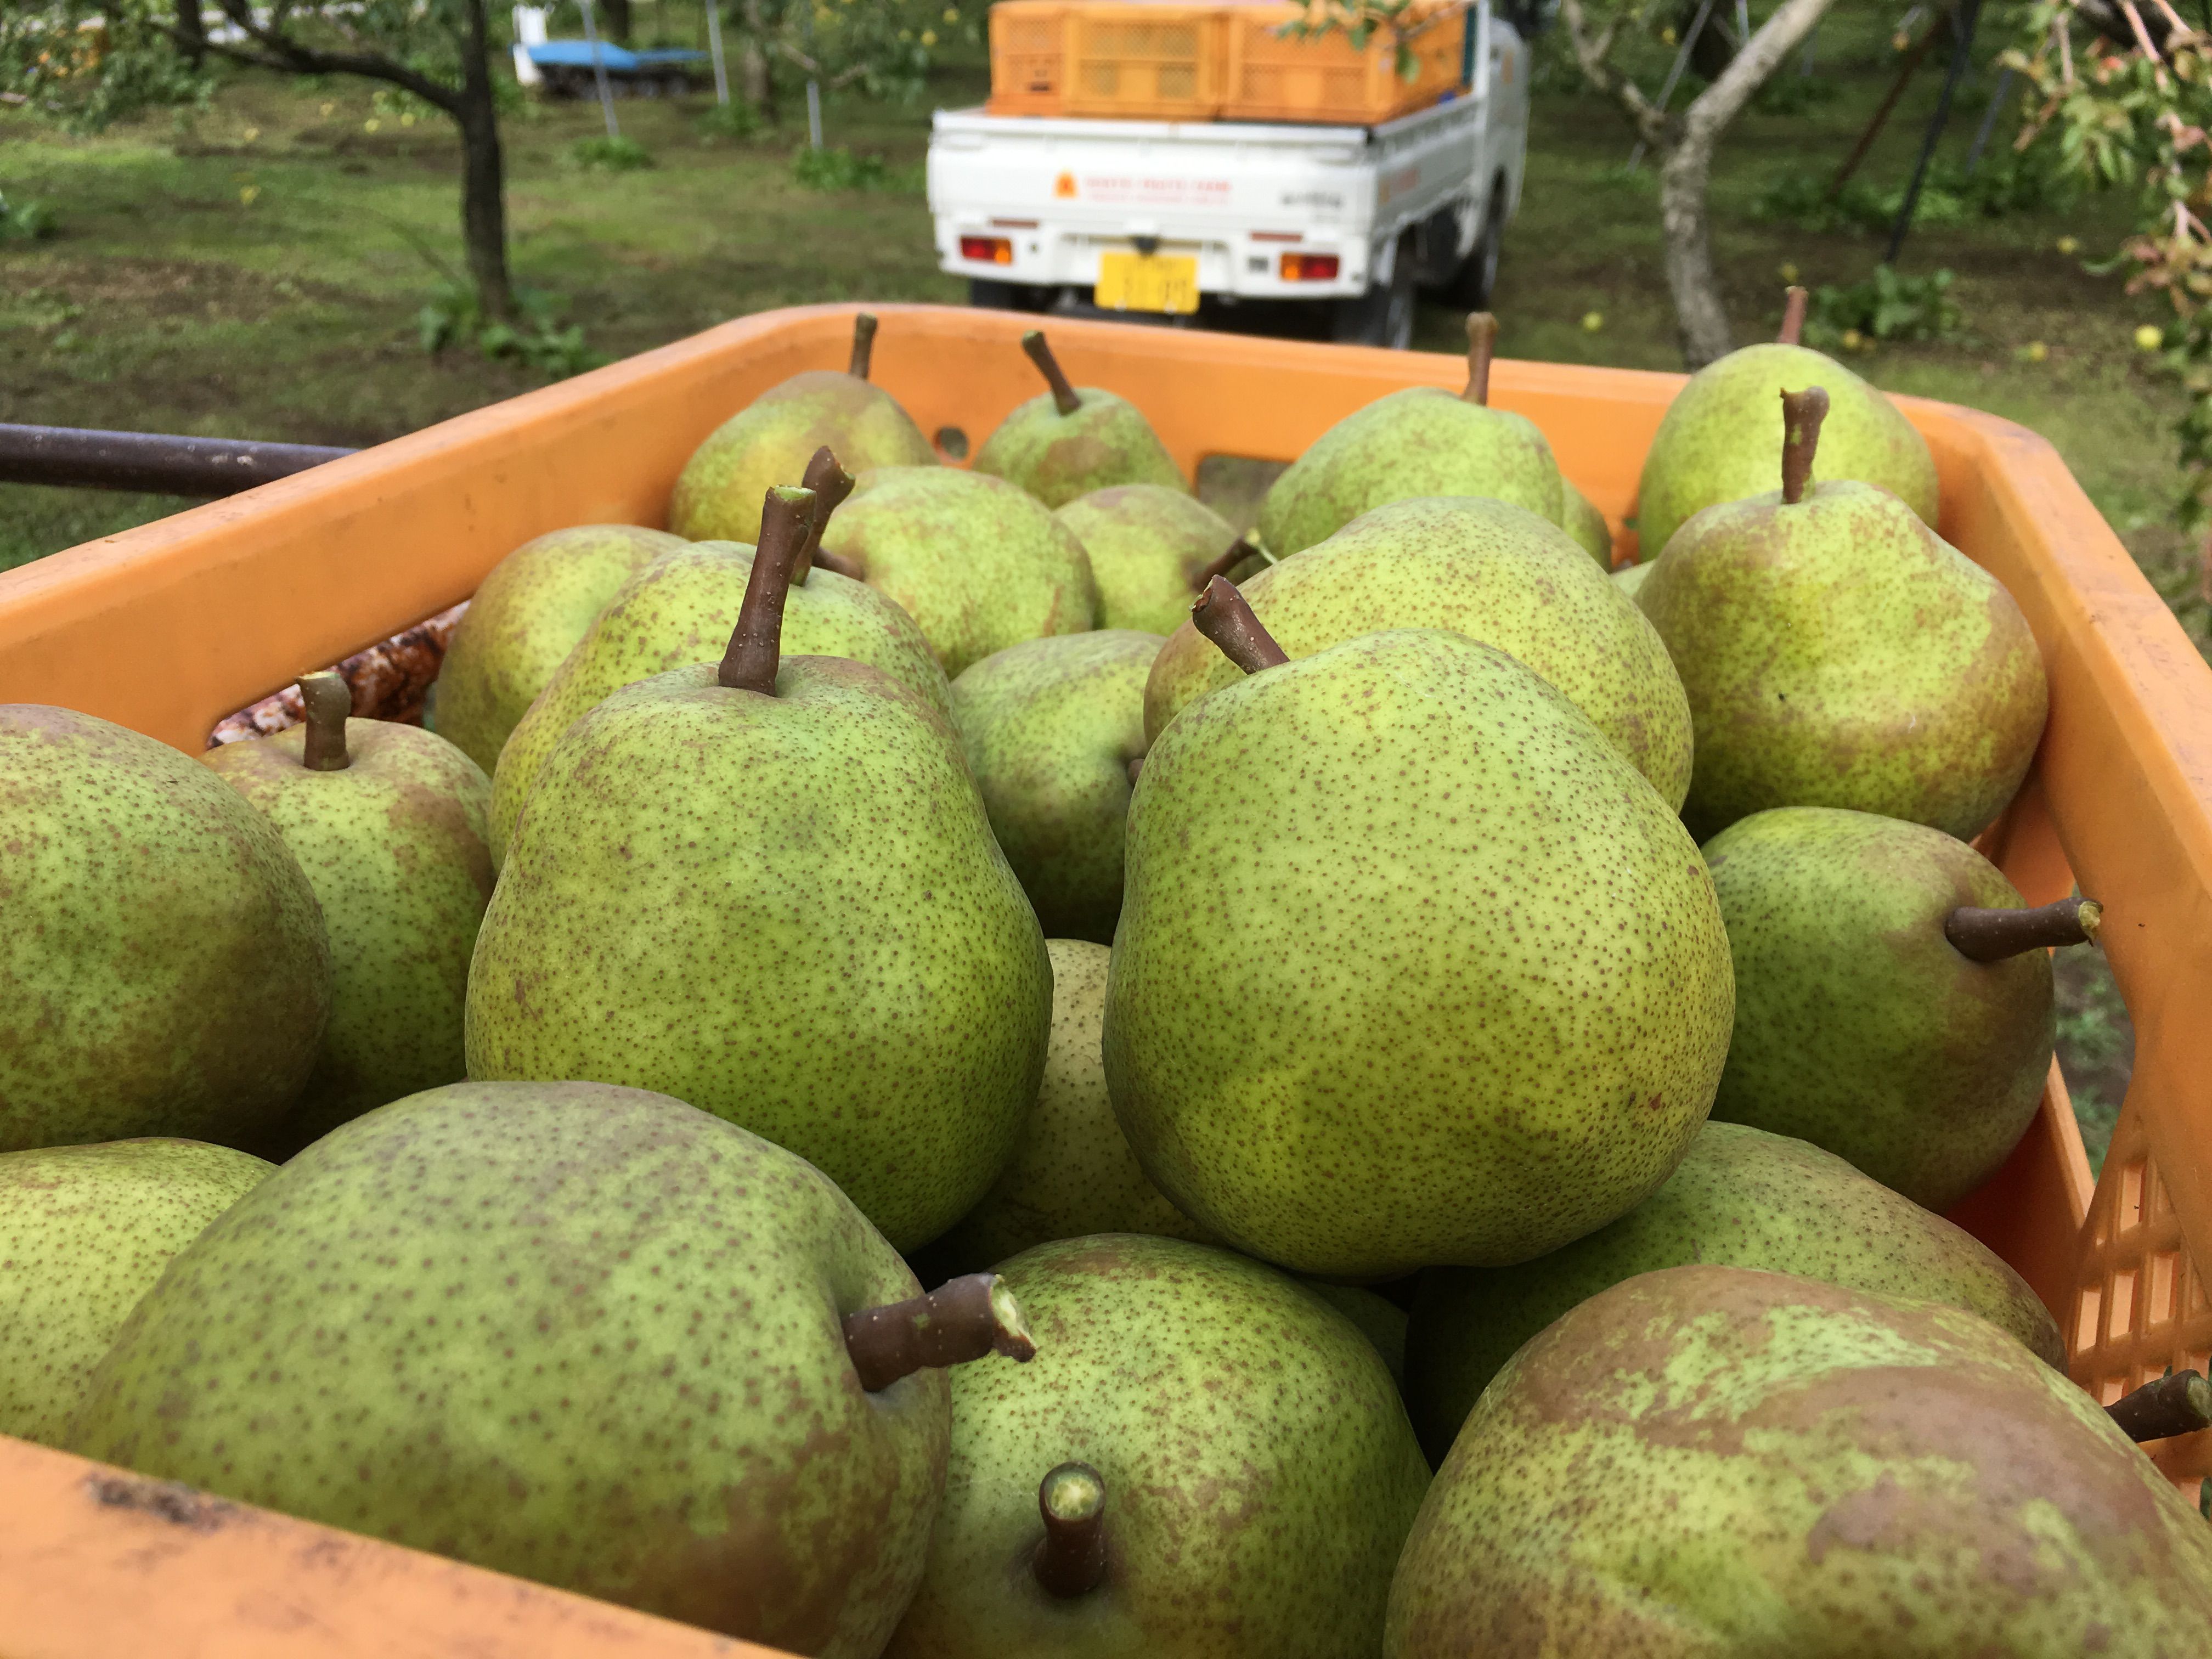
[985,0,1068,116]
[1059,3,1228,119]
[1221,0,1469,126]
[3,304,2210,1650]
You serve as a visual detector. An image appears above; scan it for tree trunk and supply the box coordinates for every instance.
[738,0,775,117]
[601,0,634,44]
[175,0,206,67]
[455,1,516,321]
[1657,136,1732,367]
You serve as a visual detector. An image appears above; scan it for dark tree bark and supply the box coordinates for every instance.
[174,0,206,67]
[600,0,635,44]
[738,0,776,117]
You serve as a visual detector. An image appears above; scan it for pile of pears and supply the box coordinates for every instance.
[5,302,2209,1657]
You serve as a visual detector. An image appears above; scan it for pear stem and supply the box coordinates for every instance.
[716,485,815,695]
[1032,1463,1109,1599]
[1023,330,1083,417]
[297,672,352,771]
[1126,754,1144,785]
[1192,575,1289,674]
[842,1273,1038,1393]
[1779,286,1809,346]
[1945,898,2103,962]
[1779,386,1829,506]
[812,547,865,581]
[1192,537,1259,590]
[1461,312,1497,406]
[2107,1370,2212,1442]
[792,445,856,584]
[849,313,878,380]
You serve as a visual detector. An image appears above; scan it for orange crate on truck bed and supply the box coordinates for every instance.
[986,0,1068,115]
[1222,0,1470,125]
[1059,3,1229,120]
[4,306,2211,1654]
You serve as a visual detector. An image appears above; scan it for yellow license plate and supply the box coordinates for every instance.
[1094,251,1199,315]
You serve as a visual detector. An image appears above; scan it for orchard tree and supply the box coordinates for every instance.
[725,0,963,116]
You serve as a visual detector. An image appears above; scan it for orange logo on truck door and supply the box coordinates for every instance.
[1054,172,1077,198]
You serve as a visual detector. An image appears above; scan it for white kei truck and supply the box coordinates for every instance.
[926,2,1537,349]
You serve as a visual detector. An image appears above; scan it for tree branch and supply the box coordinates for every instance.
[1557,0,1667,145]
[1679,0,1838,149]
[200,0,461,111]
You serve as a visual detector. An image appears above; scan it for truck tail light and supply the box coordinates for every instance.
[1280,252,1340,281]
[961,235,1014,266]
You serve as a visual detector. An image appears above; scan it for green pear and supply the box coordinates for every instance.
[435,523,687,774]
[203,677,495,1154]
[1403,1120,2065,1462]
[670,312,938,544]
[1703,806,2090,1212]
[817,466,1099,678]
[1053,484,1246,634]
[1634,295,1939,560]
[1386,1265,2212,1654]
[0,1138,271,1445]
[1639,388,2046,842]
[1144,496,1694,811]
[971,331,1188,508]
[1300,1279,1410,1386]
[468,490,1051,1251]
[1558,477,1612,566]
[68,1080,1040,1652]
[938,941,1214,1272]
[1257,314,1566,558]
[490,466,950,866]
[948,634,1160,943]
[1104,592,1734,1278]
[883,1234,1430,1659]
[1,706,331,1153]
[1610,558,1652,600]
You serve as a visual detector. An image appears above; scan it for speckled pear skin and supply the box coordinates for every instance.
[1702,808,2055,1212]
[1611,559,1653,601]
[1403,1120,2064,1463]
[1105,630,1734,1278]
[467,657,1051,1251]
[1054,485,1239,635]
[1256,388,1566,558]
[1634,342,1939,560]
[1145,498,1694,811]
[949,634,1161,943]
[0,1139,271,1446]
[938,941,1215,1273]
[1385,1265,2212,1657]
[67,1082,953,1654]
[972,388,1189,510]
[669,369,939,544]
[1639,481,2047,842]
[436,524,689,774]
[883,1235,1430,1659]
[203,720,494,1155]
[1559,477,1613,566]
[0,706,331,1154]
[1299,1279,1410,1387]
[488,540,951,865]
[819,468,1100,678]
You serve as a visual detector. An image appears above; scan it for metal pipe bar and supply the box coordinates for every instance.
[0,424,357,498]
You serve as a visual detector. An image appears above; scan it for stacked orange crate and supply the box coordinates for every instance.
[986,0,1068,115]
[1221,0,1470,125]
[1059,4,1230,120]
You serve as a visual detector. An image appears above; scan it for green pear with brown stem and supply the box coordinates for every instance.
[1256,313,1566,557]
[972,331,1188,508]
[203,675,495,1154]
[1053,484,1250,634]
[67,1081,1038,1654]
[1402,1119,2065,1463]
[0,705,331,1153]
[436,523,687,773]
[883,1234,1429,1659]
[1638,387,2047,842]
[671,312,939,544]
[1702,806,2095,1211]
[468,489,1052,1250]
[1,1138,272,1446]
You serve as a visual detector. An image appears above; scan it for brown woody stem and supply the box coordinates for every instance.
[1192,575,1289,674]
[1945,898,2103,962]
[1126,754,1144,785]
[792,445,856,583]
[2107,1370,2212,1442]
[849,313,878,380]
[1780,387,1829,506]
[842,1272,1038,1393]
[717,486,815,694]
[1193,537,1259,590]
[1032,1463,1109,1599]
[1779,286,1809,346]
[1461,312,1497,406]
[812,547,865,580]
[1023,330,1083,417]
[297,672,352,770]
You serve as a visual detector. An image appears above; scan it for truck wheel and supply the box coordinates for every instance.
[1331,237,1415,351]
[1445,189,1504,310]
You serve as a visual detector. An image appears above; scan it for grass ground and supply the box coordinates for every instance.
[0,11,2182,1153]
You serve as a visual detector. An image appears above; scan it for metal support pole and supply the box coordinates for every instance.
[1886,0,1984,264]
[1628,0,1718,171]
[1965,64,2015,175]
[705,0,730,104]
[580,0,620,137]
[0,424,356,497]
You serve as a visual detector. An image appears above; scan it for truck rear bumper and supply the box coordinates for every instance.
[934,219,1375,302]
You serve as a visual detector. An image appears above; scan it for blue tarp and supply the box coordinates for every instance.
[525,41,707,72]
